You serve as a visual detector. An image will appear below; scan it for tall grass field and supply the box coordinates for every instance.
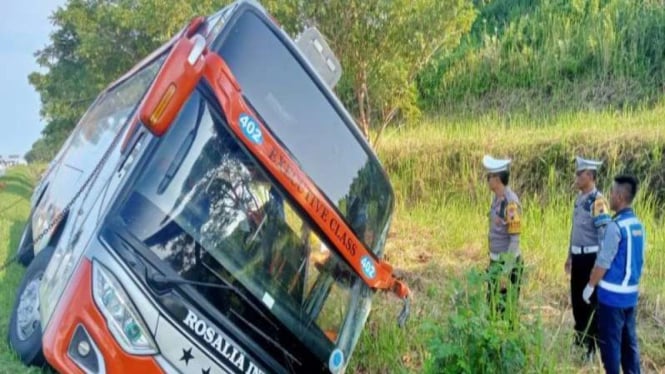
[0,166,43,373]
[350,106,665,373]
[1,105,664,373]
[419,0,665,117]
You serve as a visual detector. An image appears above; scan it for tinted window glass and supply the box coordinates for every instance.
[63,56,166,172]
[216,11,393,255]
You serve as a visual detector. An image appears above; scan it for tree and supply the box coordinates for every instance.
[28,0,227,162]
[263,0,476,148]
[28,0,475,160]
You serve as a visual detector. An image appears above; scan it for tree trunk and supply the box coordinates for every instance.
[372,106,399,151]
[355,68,370,141]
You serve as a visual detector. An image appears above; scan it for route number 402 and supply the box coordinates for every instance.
[239,114,263,145]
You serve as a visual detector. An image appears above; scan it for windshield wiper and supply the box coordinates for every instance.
[109,223,304,373]
[157,130,195,194]
[114,237,301,371]
[146,270,301,371]
[146,272,233,291]
[156,93,204,194]
[144,268,279,328]
[113,236,277,330]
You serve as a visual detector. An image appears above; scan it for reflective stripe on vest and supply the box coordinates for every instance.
[598,280,639,293]
[598,217,642,294]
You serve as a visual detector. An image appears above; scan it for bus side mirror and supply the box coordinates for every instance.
[139,32,207,136]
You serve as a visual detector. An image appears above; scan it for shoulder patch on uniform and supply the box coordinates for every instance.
[592,195,611,227]
[505,201,521,234]
[507,190,520,204]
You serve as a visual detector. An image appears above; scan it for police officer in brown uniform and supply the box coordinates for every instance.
[565,156,611,361]
[483,155,523,316]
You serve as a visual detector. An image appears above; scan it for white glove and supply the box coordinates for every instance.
[582,284,595,304]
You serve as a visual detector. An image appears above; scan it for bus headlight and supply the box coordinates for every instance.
[92,261,157,355]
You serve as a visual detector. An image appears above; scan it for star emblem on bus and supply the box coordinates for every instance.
[180,347,194,365]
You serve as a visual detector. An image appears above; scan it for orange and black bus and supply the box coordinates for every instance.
[9,1,409,373]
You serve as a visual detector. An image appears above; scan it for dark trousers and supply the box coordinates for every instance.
[597,303,641,374]
[571,253,598,353]
[487,256,523,318]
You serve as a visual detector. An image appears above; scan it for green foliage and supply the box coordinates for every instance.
[423,269,551,373]
[419,0,665,115]
[263,0,476,144]
[28,0,230,162]
[380,106,665,207]
[24,136,61,163]
[28,0,476,161]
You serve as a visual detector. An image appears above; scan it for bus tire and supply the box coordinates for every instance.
[7,245,55,367]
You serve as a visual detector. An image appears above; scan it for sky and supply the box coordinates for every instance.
[0,1,65,157]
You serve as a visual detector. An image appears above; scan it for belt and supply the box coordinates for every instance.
[570,245,599,255]
[489,252,521,261]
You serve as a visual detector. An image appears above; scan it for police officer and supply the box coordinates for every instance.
[483,155,523,316]
[566,156,611,360]
[583,174,644,374]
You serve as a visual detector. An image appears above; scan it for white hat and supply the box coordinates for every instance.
[482,155,511,173]
[575,156,603,171]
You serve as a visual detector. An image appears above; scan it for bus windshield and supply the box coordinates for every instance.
[214,9,394,256]
[118,89,368,365]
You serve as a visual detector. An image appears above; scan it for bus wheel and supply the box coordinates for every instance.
[7,245,55,366]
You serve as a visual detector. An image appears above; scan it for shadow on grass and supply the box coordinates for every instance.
[1,174,34,201]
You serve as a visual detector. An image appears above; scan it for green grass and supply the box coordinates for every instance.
[379,103,665,206]
[0,166,43,373]
[418,0,665,116]
[347,106,665,372]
